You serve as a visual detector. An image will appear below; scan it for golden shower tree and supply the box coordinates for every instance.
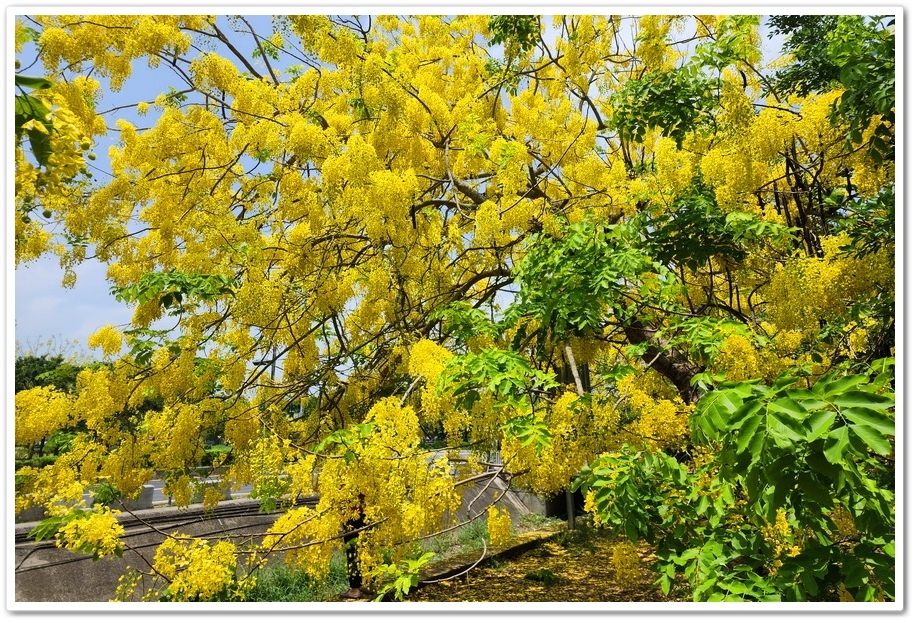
[14,14,895,601]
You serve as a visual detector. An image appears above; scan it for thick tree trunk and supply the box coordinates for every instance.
[622,320,703,404]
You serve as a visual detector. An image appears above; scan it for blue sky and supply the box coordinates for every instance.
[11,12,281,357]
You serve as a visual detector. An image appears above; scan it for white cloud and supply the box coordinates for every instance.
[14,256,132,353]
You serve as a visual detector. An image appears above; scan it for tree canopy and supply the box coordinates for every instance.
[14,14,896,602]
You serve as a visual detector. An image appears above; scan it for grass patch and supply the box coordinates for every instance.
[517,513,565,532]
[421,517,490,560]
[243,552,348,602]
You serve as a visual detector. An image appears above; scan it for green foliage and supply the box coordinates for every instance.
[369,551,436,601]
[90,481,123,506]
[203,444,232,467]
[431,300,501,343]
[122,328,176,367]
[768,16,842,96]
[640,188,739,269]
[487,16,540,55]
[838,184,894,259]
[611,67,718,148]
[437,348,558,412]
[517,513,563,531]
[252,37,281,61]
[163,86,188,107]
[657,317,764,367]
[43,430,76,456]
[16,24,40,47]
[112,270,237,315]
[693,361,895,528]
[827,17,895,161]
[243,556,349,602]
[29,508,125,560]
[28,513,69,542]
[501,414,553,454]
[421,517,489,559]
[768,15,895,163]
[315,421,378,464]
[693,15,761,69]
[509,218,676,340]
[577,359,895,601]
[638,183,795,271]
[15,73,54,168]
[15,354,82,393]
[524,568,561,585]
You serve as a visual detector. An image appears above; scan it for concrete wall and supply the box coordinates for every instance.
[14,498,294,603]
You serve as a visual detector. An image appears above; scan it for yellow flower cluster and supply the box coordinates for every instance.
[504,391,610,494]
[16,432,117,515]
[57,509,125,558]
[363,169,421,247]
[283,454,318,503]
[87,324,124,358]
[163,475,193,508]
[828,505,858,540]
[249,434,288,501]
[636,16,680,71]
[260,505,318,568]
[654,136,697,194]
[750,104,797,163]
[764,235,894,337]
[473,200,504,246]
[846,320,875,358]
[14,13,895,600]
[72,367,133,439]
[699,143,770,210]
[487,507,513,549]
[285,116,329,162]
[99,439,154,499]
[14,77,98,264]
[144,404,204,471]
[408,338,453,380]
[760,509,804,574]
[15,385,73,446]
[189,52,240,93]
[152,535,243,601]
[718,72,755,131]
[712,334,764,382]
[36,16,202,90]
[259,396,460,582]
[615,374,688,451]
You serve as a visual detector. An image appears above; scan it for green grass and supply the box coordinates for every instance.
[243,552,348,602]
[421,517,490,559]
[517,513,565,532]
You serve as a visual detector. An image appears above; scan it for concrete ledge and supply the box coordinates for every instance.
[13,497,317,603]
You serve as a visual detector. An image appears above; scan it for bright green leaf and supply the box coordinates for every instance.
[848,424,892,456]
